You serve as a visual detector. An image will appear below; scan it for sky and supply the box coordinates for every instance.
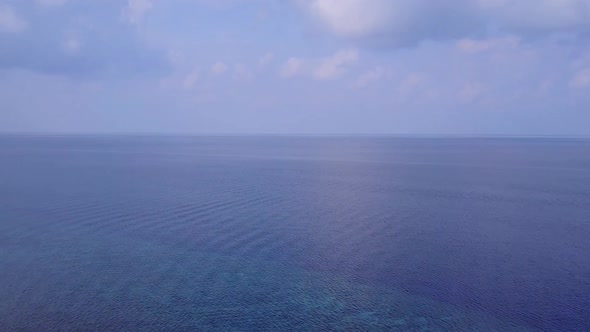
[1,0,590,135]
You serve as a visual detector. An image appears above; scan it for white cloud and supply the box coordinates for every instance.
[211,61,229,75]
[280,57,305,78]
[306,0,399,39]
[303,0,474,46]
[356,66,387,88]
[183,69,200,89]
[233,64,254,80]
[458,82,484,103]
[0,6,28,33]
[259,52,274,67]
[313,49,359,80]
[279,50,359,80]
[456,36,520,53]
[301,0,590,48]
[37,0,68,6]
[571,67,590,88]
[400,72,427,94]
[62,37,81,55]
[123,0,153,24]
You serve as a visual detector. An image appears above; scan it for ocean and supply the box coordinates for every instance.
[1,135,589,331]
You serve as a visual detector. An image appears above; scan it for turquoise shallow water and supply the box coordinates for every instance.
[1,136,589,331]
[1,220,530,331]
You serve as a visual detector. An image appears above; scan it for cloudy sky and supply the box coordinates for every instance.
[1,0,590,135]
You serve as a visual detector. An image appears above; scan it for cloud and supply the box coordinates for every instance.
[571,67,590,88]
[313,49,359,80]
[211,61,229,75]
[61,37,81,56]
[0,2,169,78]
[259,52,274,67]
[458,82,485,102]
[301,0,590,48]
[356,66,388,88]
[278,50,359,80]
[37,0,68,7]
[183,69,200,89]
[306,0,398,39]
[302,0,478,47]
[0,6,28,33]
[280,57,305,78]
[233,64,254,80]
[479,0,590,32]
[400,72,427,94]
[456,36,520,53]
[123,0,153,24]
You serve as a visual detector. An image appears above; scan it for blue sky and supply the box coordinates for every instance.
[1,0,590,135]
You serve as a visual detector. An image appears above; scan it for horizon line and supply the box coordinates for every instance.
[1,132,590,139]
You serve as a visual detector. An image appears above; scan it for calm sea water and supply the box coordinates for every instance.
[1,135,589,331]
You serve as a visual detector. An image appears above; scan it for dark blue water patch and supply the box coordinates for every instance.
[1,135,589,331]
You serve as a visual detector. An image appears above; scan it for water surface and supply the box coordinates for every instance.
[1,136,589,331]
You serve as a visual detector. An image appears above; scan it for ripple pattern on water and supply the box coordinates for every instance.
[2,136,590,331]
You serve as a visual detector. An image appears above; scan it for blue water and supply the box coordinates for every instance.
[1,136,589,331]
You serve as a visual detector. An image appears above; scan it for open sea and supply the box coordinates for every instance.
[1,135,589,331]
